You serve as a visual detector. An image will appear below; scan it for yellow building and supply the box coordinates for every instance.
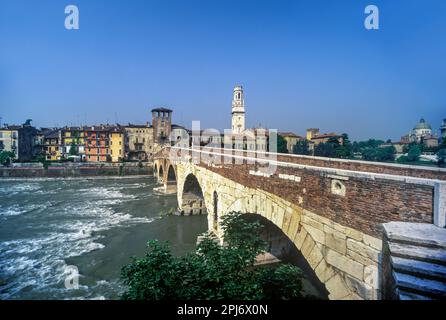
[44,129,62,161]
[61,127,85,159]
[110,128,124,162]
[0,127,19,159]
[279,132,304,153]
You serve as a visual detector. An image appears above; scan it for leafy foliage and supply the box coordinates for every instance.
[292,140,310,155]
[0,151,15,166]
[362,146,396,162]
[313,134,352,159]
[69,141,78,156]
[437,149,446,167]
[121,212,305,300]
[398,144,422,163]
[276,134,289,154]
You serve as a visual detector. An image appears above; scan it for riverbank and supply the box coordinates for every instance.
[0,162,153,178]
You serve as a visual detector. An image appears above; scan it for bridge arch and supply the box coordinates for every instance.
[167,165,177,183]
[180,173,208,215]
[239,213,329,299]
[158,165,164,183]
[221,193,351,300]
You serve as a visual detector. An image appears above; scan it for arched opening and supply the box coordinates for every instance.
[158,165,164,184]
[181,174,206,216]
[167,165,176,183]
[241,214,329,299]
[154,164,158,177]
[213,191,218,230]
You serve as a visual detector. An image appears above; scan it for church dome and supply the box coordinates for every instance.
[414,118,432,130]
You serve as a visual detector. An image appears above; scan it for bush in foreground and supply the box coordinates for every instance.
[121,212,304,300]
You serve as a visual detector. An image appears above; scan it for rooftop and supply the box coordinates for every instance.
[151,107,172,113]
[414,118,432,130]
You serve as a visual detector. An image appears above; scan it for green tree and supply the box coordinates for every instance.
[0,151,15,166]
[314,142,335,157]
[292,140,310,155]
[375,146,396,162]
[277,134,289,153]
[69,141,78,156]
[121,212,304,300]
[334,134,352,159]
[407,144,422,162]
[437,149,446,167]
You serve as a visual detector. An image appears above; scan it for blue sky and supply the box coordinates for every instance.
[0,0,445,141]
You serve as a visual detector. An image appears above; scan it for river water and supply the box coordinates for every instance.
[0,177,207,300]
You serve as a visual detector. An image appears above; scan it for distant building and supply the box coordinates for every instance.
[411,118,432,143]
[305,128,344,152]
[152,107,172,146]
[279,132,304,154]
[231,86,245,134]
[306,128,320,141]
[400,118,441,148]
[84,125,112,162]
[110,127,125,162]
[0,120,38,161]
[44,129,62,161]
[423,135,439,149]
[61,127,85,160]
[124,124,154,161]
[0,127,19,159]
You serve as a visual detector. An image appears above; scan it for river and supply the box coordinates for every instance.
[0,177,207,300]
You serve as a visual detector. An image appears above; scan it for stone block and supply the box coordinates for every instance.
[307,210,331,226]
[303,224,325,245]
[301,215,324,231]
[293,225,307,250]
[363,234,382,251]
[347,239,380,263]
[286,212,300,240]
[325,232,347,255]
[364,265,379,289]
[301,234,316,258]
[326,249,364,280]
[314,260,336,283]
[307,245,324,269]
[275,206,285,230]
[345,228,363,242]
[344,274,374,300]
[325,274,351,300]
[346,249,374,267]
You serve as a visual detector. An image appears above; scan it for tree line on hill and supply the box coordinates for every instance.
[286,134,446,167]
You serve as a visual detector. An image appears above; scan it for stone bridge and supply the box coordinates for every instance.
[153,146,446,300]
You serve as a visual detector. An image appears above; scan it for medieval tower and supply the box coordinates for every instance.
[231,85,245,134]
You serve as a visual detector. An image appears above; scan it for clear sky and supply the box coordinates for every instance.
[0,0,445,141]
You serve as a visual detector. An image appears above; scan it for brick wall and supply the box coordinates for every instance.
[201,162,433,238]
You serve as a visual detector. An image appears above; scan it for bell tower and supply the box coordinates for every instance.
[231,85,245,134]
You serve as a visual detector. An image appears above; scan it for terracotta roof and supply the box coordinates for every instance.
[312,133,341,140]
[279,132,303,138]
